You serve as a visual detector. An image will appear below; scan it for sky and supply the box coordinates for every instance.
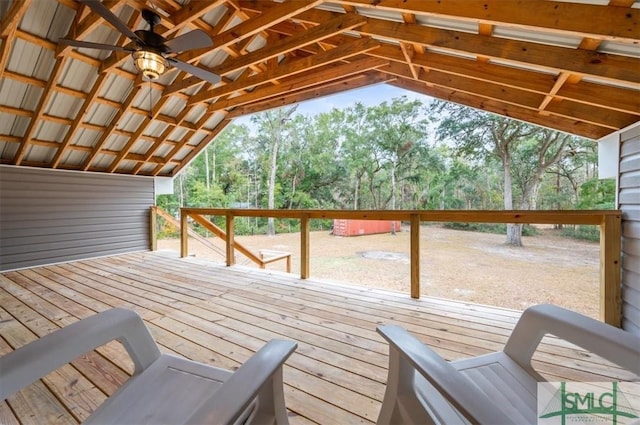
[234,82,436,126]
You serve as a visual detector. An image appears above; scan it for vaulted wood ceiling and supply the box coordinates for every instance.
[0,0,638,177]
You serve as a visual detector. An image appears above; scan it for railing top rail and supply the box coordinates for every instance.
[182,209,621,226]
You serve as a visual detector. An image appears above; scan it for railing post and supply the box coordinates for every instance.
[180,209,188,258]
[226,213,235,267]
[150,206,157,251]
[410,214,420,299]
[300,214,310,279]
[600,213,622,327]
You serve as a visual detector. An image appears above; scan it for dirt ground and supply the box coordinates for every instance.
[158,224,600,318]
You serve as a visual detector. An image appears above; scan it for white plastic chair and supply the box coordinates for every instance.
[0,308,297,425]
[377,304,640,425]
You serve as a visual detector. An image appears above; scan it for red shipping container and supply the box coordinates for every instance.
[332,219,402,237]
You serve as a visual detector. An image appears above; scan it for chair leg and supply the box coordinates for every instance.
[248,366,289,425]
[378,347,438,425]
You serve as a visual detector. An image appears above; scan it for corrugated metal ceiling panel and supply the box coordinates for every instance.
[33,120,67,143]
[185,104,207,124]
[44,91,83,119]
[98,74,133,102]
[493,26,582,49]
[58,59,98,92]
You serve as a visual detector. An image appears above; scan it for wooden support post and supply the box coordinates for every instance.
[149,206,157,251]
[300,214,310,279]
[410,214,420,299]
[180,210,188,258]
[600,213,622,327]
[226,213,235,267]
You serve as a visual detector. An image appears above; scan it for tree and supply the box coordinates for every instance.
[431,102,575,246]
[251,106,298,236]
[365,97,430,232]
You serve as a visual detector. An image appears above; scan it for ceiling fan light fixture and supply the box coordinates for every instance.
[133,50,168,80]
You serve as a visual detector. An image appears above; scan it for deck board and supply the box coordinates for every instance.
[0,251,636,424]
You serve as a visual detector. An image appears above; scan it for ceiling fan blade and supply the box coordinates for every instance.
[164,29,213,53]
[80,0,143,44]
[58,38,134,52]
[168,58,221,85]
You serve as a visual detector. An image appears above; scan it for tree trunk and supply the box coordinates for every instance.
[503,158,523,246]
[267,134,278,236]
[204,148,211,205]
[390,163,396,235]
[353,176,360,209]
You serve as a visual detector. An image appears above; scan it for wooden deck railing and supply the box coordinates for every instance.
[153,208,622,327]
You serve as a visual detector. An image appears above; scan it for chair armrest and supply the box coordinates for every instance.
[0,308,161,400]
[504,304,640,375]
[377,325,512,425]
[186,339,297,425]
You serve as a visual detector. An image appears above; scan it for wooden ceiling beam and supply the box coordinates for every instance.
[390,77,612,140]
[81,76,142,171]
[169,119,233,176]
[370,45,558,93]
[202,0,322,54]
[131,124,175,174]
[544,99,637,130]
[51,73,110,168]
[226,72,395,119]
[189,37,380,105]
[170,0,227,32]
[382,61,547,110]
[339,0,639,43]
[208,56,388,112]
[117,3,243,174]
[13,57,68,165]
[3,71,47,88]
[0,104,31,117]
[165,13,366,96]
[556,81,639,116]
[55,11,142,169]
[15,29,56,50]
[359,19,640,87]
[0,0,32,37]
[149,128,195,175]
[60,1,122,56]
[0,25,16,79]
[369,44,640,118]
[107,93,174,173]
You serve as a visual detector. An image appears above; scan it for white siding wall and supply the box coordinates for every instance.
[619,124,640,334]
[0,166,155,271]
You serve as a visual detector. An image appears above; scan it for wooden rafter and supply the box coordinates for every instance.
[226,72,395,119]
[52,12,143,169]
[13,57,67,165]
[358,19,640,86]
[188,36,379,106]
[1,0,638,175]
[207,57,389,112]
[164,0,329,95]
[391,77,613,140]
[338,0,640,42]
[0,0,32,37]
[81,75,143,171]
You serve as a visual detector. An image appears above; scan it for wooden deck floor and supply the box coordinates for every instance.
[0,251,636,424]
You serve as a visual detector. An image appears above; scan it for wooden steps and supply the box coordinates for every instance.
[0,251,636,424]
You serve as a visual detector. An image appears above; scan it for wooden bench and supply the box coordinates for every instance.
[259,249,292,273]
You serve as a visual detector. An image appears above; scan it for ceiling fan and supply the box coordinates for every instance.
[59,0,221,84]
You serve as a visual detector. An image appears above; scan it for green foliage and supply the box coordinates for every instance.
[577,178,616,210]
[443,222,539,236]
[560,225,600,242]
[156,95,610,240]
